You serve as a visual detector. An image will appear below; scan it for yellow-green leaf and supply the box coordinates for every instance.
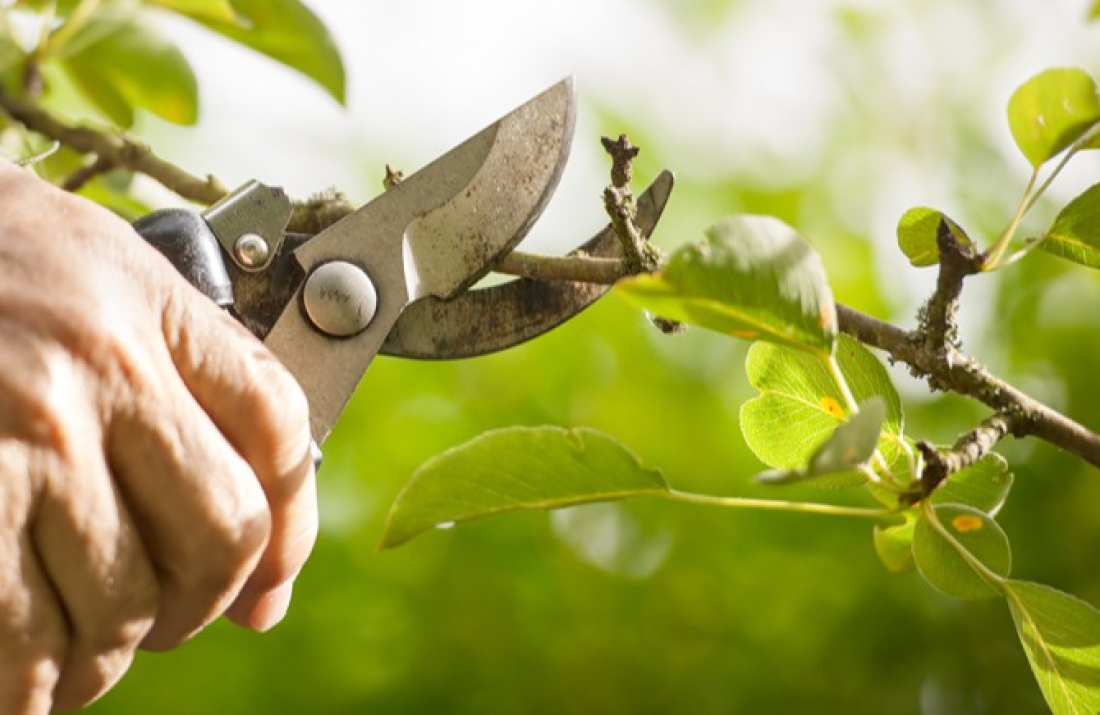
[618,215,837,358]
[147,0,239,23]
[1039,183,1100,269]
[59,17,198,127]
[179,0,346,105]
[1004,580,1100,715]
[740,335,904,473]
[913,504,1010,600]
[380,427,669,550]
[896,207,972,268]
[756,397,884,487]
[873,516,916,573]
[1008,67,1100,168]
[0,24,25,74]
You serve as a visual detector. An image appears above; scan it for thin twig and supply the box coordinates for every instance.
[62,154,114,191]
[916,412,1016,496]
[496,251,629,284]
[917,218,984,353]
[601,134,658,273]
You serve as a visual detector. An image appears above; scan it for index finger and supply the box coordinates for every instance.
[160,282,318,632]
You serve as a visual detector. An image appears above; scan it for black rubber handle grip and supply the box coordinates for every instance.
[133,208,234,308]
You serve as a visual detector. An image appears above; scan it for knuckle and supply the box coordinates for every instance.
[0,336,74,450]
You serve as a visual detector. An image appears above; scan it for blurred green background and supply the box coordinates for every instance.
[77,0,1100,713]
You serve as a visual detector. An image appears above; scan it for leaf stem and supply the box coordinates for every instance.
[45,0,104,55]
[822,351,899,482]
[984,168,1038,270]
[825,353,859,413]
[668,489,897,520]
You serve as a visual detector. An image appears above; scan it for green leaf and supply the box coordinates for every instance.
[78,174,154,220]
[913,504,1010,600]
[0,24,25,74]
[147,0,239,23]
[380,427,669,549]
[740,334,904,473]
[1038,183,1100,269]
[59,17,198,127]
[756,397,884,487]
[1092,0,1100,19]
[895,207,972,268]
[43,1,142,58]
[1004,580,1100,715]
[931,453,1013,515]
[617,215,838,357]
[1008,67,1100,168]
[62,59,135,127]
[873,516,916,573]
[178,0,346,105]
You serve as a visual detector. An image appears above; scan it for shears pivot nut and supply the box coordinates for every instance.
[233,233,271,269]
[302,261,378,338]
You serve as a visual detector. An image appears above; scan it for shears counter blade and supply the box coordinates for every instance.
[380,169,674,359]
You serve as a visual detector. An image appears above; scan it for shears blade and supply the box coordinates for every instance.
[380,169,674,359]
[263,80,576,442]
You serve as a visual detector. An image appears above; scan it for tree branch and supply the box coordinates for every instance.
[0,88,230,203]
[837,304,1100,469]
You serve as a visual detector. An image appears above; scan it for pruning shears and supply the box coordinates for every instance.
[132,79,674,456]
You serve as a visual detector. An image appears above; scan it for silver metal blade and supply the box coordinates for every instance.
[379,170,675,359]
[263,80,576,442]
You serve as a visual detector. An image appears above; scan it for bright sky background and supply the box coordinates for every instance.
[147,0,1100,268]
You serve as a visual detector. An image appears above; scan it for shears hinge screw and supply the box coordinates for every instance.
[233,233,271,270]
[302,261,378,338]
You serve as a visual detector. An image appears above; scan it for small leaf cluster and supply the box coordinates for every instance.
[383,67,1100,714]
[899,67,1100,272]
[0,0,344,213]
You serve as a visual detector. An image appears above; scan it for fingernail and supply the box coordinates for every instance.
[251,581,294,632]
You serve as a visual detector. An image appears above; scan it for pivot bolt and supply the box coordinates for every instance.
[233,233,271,270]
[302,261,378,337]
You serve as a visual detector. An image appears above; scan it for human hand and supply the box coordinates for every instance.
[0,162,317,712]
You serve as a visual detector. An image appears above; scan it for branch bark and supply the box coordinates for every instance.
[0,89,230,204]
[916,412,1015,496]
[837,304,1100,469]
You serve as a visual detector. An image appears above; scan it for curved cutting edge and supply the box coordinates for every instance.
[266,80,577,442]
[381,169,675,359]
[403,78,577,300]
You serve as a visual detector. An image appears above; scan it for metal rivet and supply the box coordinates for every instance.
[233,233,270,269]
[302,261,378,337]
